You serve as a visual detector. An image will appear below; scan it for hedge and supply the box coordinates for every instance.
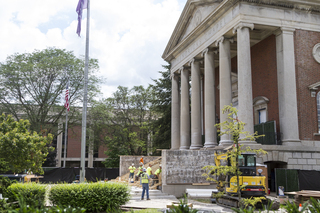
[6,183,47,208]
[49,182,130,212]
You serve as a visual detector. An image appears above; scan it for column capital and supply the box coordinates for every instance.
[201,48,215,57]
[215,36,234,46]
[274,27,295,36]
[233,22,254,34]
[188,58,201,66]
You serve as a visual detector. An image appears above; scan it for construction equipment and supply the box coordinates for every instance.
[212,151,268,208]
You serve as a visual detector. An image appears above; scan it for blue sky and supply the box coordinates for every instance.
[0,0,187,98]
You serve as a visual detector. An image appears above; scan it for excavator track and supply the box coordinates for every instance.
[216,195,241,208]
[216,195,272,209]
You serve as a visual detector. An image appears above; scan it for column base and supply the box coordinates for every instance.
[204,142,218,148]
[219,140,233,147]
[179,146,190,150]
[189,145,202,150]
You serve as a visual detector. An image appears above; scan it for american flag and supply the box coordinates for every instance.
[64,82,70,111]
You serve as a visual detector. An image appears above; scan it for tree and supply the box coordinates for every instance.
[202,105,267,201]
[89,85,157,167]
[149,64,171,150]
[0,47,102,134]
[0,114,53,174]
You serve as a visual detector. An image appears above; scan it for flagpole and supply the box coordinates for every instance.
[63,108,68,168]
[80,0,90,183]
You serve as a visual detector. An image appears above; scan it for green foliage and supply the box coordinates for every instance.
[0,176,16,196]
[202,105,267,201]
[90,85,158,167]
[168,195,198,213]
[308,197,320,213]
[281,201,308,213]
[6,183,47,208]
[149,64,171,150]
[49,182,130,212]
[0,114,53,174]
[0,47,102,134]
[241,197,266,208]
[3,194,86,213]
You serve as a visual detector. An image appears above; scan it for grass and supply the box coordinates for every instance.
[191,198,212,204]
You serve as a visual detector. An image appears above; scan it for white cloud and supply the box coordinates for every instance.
[0,0,187,98]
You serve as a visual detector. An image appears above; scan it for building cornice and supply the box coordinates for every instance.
[162,0,320,63]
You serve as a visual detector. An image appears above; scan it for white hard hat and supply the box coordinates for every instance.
[132,163,134,165]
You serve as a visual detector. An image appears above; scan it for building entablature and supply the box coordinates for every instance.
[163,0,320,74]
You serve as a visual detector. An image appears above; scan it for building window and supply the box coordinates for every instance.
[253,96,269,125]
[258,109,267,124]
[317,92,320,133]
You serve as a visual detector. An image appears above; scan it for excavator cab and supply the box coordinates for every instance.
[238,154,256,176]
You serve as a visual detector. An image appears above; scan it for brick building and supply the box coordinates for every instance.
[55,124,108,168]
[161,0,320,196]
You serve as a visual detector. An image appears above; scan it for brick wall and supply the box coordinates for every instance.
[294,29,320,140]
[251,35,280,133]
[67,125,82,157]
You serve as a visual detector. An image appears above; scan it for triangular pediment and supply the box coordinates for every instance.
[180,2,221,41]
[162,0,223,60]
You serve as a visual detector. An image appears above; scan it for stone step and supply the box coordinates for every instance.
[130,186,176,200]
[130,195,177,200]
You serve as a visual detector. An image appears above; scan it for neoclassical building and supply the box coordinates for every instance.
[161,0,320,196]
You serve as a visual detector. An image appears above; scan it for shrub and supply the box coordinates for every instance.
[6,183,47,208]
[49,182,130,212]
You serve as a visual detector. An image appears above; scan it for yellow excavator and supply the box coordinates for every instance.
[212,151,268,208]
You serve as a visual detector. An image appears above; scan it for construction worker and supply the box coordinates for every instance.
[154,164,162,179]
[146,164,153,178]
[139,156,144,165]
[128,163,136,182]
[135,163,144,181]
[140,168,150,200]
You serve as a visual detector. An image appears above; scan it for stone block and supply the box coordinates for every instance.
[301,140,314,147]
[302,153,312,159]
[283,152,292,162]
[297,159,307,164]
[288,158,298,164]
[307,159,317,165]
[272,151,279,161]
[303,165,313,170]
[293,152,302,158]
[287,165,294,169]
[294,165,303,170]
[312,153,320,159]
[313,165,320,170]
[317,159,320,164]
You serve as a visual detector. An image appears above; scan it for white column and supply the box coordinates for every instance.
[56,122,63,167]
[234,22,256,144]
[180,67,190,149]
[171,72,180,150]
[202,48,217,148]
[275,27,300,144]
[216,37,233,146]
[190,59,202,149]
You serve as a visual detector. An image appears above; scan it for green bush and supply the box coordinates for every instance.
[0,176,16,197]
[49,182,130,212]
[6,183,47,208]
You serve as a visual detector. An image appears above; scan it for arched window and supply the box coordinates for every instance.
[253,96,269,125]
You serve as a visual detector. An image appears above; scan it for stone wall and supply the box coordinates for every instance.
[119,155,160,176]
[163,149,216,184]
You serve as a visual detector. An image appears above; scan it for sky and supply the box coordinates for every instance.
[0,0,187,99]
